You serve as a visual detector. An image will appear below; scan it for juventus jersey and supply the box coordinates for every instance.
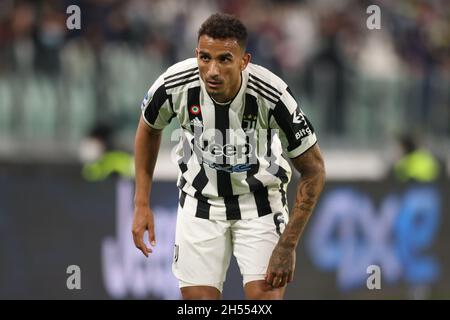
[141,58,317,220]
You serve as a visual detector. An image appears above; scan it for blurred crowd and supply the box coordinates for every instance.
[1,0,449,73]
[0,0,449,154]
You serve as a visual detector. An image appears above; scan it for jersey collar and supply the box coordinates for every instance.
[200,69,249,113]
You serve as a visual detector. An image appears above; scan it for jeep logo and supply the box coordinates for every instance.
[195,140,252,159]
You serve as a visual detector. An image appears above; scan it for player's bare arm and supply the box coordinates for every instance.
[132,116,162,257]
[266,144,326,288]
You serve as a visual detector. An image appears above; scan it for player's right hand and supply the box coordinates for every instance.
[132,205,156,258]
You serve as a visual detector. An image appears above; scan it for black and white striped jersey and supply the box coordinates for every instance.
[141,58,317,220]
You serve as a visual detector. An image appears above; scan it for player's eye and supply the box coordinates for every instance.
[220,56,231,62]
[200,55,210,62]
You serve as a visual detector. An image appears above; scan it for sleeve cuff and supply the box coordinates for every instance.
[287,134,317,159]
[141,110,164,130]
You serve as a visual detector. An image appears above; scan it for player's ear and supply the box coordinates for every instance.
[195,47,200,58]
[241,52,251,71]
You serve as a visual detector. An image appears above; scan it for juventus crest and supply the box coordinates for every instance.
[242,114,257,132]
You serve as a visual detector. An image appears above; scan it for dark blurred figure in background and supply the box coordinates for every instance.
[303,10,351,136]
[33,1,66,75]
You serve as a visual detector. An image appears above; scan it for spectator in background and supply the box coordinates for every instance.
[302,10,350,136]
[394,134,440,182]
[7,1,35,73]
[80,123,134,181]
[33,1,66,75]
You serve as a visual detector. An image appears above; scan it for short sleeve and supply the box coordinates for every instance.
[141,75,174,129]
[270,87,317,158]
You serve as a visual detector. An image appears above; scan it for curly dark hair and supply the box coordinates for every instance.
[198,13,248,49]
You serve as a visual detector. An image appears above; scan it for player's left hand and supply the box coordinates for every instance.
[265,244,296,288]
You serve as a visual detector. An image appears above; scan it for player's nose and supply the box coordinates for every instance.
[207,61,220,78]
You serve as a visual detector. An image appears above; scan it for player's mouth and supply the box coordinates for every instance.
[206,80,223,89]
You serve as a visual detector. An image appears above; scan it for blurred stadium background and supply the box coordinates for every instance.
[0,0,449,299]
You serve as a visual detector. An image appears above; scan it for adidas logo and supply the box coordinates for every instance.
[190,117,203,127]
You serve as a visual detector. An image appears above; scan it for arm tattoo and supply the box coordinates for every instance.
[279,145,325,249]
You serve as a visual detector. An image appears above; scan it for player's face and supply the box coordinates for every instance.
[196,35,250,103]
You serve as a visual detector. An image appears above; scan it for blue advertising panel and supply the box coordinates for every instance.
[0,165,449,299]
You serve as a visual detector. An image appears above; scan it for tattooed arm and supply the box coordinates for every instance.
[265,143,326,288]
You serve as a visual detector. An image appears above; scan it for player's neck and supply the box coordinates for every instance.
[210,73,242,105]
[211,96,231,106]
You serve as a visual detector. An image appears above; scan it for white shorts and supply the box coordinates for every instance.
[172,205,289,292]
